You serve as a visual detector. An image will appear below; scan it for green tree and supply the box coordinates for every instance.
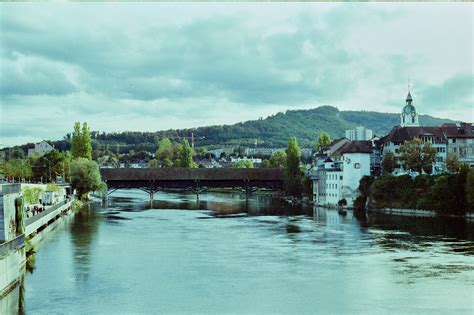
[269,151,287,168]
[30,149,67,182]
[313,132,331,153]
[155,138,174,161]
[82,122,93,160]
[466,169,474,211]
[382,152,396,174]
[260,159,271,168]
[148,159,159,168]
[233,160,254,168]
[9,148,25,160]
[71,122,82,159]
[445,152,461,173]
[177,140,196,168]
[71,122,92,160]
[2,159,32,181]
[399,138,436,174]
[284,137,303,197]
[70,158,105,200]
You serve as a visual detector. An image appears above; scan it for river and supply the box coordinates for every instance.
[3,190,474,314]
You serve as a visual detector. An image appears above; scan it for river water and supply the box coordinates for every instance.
[4,190,474,314]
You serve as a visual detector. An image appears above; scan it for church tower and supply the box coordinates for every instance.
[400,87,419,127]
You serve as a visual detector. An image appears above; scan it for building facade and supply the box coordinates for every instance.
[440,123,474,167]
[380,126,448,173]
[311,141,372,207]
[345,126,374,141]
[27,141,54,158]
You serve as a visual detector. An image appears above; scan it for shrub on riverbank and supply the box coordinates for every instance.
[367,168,473,216]
[70,158,105,200]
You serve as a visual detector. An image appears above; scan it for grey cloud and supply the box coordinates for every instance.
[0,55,77,96]
[0,3,472,147]
[418,74,474,110]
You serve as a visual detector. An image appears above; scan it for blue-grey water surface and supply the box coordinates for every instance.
[6,190,474,314]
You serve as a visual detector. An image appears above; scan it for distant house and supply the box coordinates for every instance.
[230,156,262,166]
[97,155,119,168]
[440,123,474,167]
[345,126,374,141]
[27,141,54,158]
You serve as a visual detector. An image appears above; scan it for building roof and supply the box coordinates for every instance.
[440,123,474,139]
[380,126,448,145]
[331,140,372,156]
[340,141,373,154]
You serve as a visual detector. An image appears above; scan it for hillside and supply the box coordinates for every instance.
[159,106,454,148]
[10,106,455,153]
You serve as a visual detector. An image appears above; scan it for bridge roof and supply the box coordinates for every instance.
[101,168,284,182]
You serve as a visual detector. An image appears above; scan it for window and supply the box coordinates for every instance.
[354,163,360,169]
[452,139,457,143]
[340,176,343,180]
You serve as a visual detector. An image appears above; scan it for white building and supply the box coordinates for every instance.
[311,141,372,207]
[230,156,262,166]
[440,123,474,168]
[28,141,54,158]
[345,126,374,141]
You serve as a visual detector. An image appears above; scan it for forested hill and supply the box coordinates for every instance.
[13,106,455,153]
[186,105,453,148]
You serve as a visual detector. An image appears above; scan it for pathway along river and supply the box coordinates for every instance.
[3,190,474,314]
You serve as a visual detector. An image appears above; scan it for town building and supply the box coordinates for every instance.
[380,126,448,173]
[230,156,262,166]
[345,126,374,141]
[97,155,119,168]
[244,147,280,158]
[310,141,372,207]
[440,123,474,167]
[27,141,54,158]
[379,90,455,173]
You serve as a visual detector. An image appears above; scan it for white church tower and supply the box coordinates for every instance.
[400,87,419,127]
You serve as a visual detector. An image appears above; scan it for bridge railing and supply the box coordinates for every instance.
[100,168,285,181]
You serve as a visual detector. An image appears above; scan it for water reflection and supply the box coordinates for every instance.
[2,190,473,314]
[69,203,100,283]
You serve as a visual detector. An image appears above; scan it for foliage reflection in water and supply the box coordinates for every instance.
[2,190,473,314]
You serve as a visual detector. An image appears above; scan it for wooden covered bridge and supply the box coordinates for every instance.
[100,168,285,200]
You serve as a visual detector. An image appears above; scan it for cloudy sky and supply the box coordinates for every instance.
[1,2,472,147]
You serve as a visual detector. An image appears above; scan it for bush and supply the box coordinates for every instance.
[22,186,44,204]
[369,171,470,216]
[71,158,105,200]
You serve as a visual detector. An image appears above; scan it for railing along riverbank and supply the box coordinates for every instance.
[25,199,73,237]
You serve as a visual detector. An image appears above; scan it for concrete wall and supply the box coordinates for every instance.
[0,235,25,297]
[0,184,21,242]
[342,153,371,206]
[0,279,21,314]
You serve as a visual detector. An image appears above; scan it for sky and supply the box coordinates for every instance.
[0,2,473,147]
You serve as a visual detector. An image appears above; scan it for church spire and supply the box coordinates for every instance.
[400,81,419,127]
[406,79,412,105]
